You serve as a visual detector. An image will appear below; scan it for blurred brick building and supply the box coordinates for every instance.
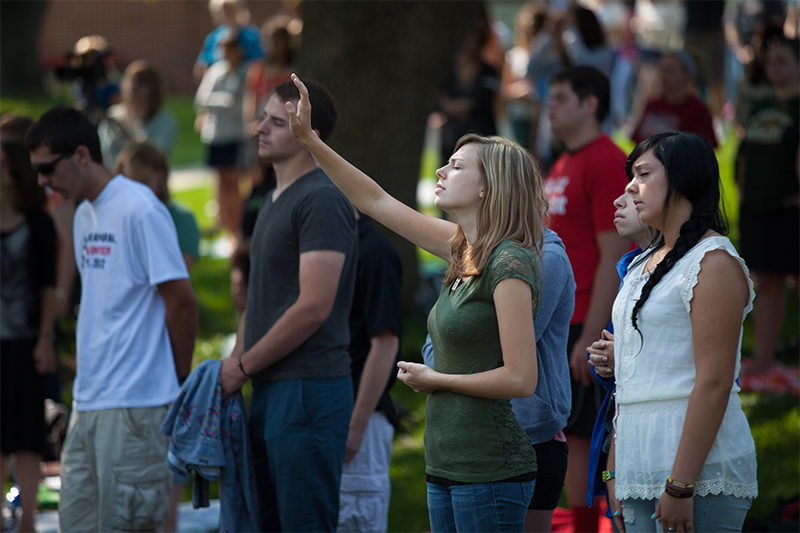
[37,0,284,95]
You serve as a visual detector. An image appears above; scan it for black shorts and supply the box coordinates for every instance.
[528,440,569,510]
[1,338,47,455]
[564,323,604,439]
[207,141,241,168]
[740,205,800,274]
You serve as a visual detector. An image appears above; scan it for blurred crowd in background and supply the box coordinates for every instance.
[1,0,798,531]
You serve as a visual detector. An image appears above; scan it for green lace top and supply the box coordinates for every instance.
[425,239,542,482]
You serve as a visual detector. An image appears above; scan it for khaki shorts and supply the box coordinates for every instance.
[59,406,172,533]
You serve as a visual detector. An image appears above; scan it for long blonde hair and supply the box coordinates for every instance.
[444,134,549,285]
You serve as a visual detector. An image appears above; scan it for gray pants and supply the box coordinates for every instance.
[59,406,172,532]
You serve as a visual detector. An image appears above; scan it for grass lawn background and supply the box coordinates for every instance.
[2,95,797,531]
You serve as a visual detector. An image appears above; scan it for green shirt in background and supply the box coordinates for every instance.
[425,239,541,483]
[168,201,200,261]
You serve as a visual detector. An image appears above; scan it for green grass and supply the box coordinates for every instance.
[173,186,216,231]
[164,96,204,168]
[742,394,800,520]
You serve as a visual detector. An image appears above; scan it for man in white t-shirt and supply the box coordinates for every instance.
[27,106,198,532]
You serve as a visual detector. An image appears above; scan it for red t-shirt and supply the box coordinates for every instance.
[544,135,629,324]
[632,95,718,148]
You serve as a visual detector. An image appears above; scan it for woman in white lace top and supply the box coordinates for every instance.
[607,132,757,533]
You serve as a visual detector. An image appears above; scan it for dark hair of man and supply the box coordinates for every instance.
[551,66,610,123]
[273,79,337,142]
[1,140,46,211]
[626,132,728,335]
[766,33,800,61]
[25,105,103,165]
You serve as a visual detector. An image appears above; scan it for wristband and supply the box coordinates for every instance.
[39,331,55,342]
[237,355,253,378]
[602,470,615,482]
[667,475,694,489]
[665,477,695,499]
[664,485,693,499]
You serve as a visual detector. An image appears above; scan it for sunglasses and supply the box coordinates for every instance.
[32,153,70,176]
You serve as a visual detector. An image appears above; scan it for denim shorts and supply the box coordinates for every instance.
[619,494,752,532]
[427,479,535,532]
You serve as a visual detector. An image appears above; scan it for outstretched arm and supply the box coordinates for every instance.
[286,74,457,261]
[397,277,538,399]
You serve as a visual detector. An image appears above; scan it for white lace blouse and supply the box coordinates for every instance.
[612,236,758,501]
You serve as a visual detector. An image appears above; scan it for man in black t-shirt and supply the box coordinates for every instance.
[220,79,358,531]
[338,213,402,532]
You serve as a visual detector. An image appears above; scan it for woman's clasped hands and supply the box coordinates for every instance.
[587,329,615,378]
[397,361,437,394]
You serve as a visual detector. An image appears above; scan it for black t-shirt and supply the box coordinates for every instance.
[348,215,402,426]
[240,180,273,239]
[245,168,358,381]
[0,209,57,339]
[739,96,800,213]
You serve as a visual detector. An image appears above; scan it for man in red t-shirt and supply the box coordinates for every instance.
[544,66,630,532]
[631,52,718,147]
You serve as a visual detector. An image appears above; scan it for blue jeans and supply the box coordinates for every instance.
[427,480,535,532]
[619,494,752,532]
[249,376,352,532]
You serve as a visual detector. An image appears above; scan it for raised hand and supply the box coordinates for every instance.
[286,73,317,143]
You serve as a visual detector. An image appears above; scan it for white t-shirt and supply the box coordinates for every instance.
[72,176,189,411]
[612,236,758,501]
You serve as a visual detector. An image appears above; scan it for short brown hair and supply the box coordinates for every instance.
[113,141,170,203]
[273,79,337,142]
[122,60,165,121]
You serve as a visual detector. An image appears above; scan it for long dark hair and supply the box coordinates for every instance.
[1,140,46,212]
[626,132,728,333]
[574,6,606,50]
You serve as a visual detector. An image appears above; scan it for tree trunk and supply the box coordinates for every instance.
[1,0,49,97]
[298,0,485,314]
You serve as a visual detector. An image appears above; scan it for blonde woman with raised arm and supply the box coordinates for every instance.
[287,74,548,533]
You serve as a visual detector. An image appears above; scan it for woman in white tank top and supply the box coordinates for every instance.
[606,132,757,533]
